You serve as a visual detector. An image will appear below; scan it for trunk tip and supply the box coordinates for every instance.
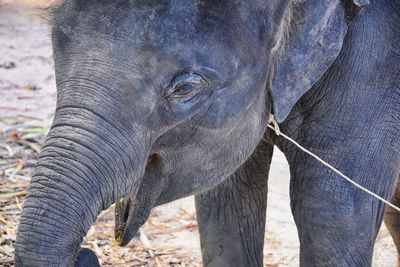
[75,248,100,267]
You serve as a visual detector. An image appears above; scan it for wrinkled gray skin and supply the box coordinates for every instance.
[15,0,400,266]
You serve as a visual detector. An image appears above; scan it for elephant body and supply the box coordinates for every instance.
[15,0,400,266]
[198,2,400,266]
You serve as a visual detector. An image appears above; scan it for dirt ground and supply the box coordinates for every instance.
[0,1,398,266]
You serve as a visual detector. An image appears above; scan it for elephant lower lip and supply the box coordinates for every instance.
[115,222,127,245]
[115,198,131,245]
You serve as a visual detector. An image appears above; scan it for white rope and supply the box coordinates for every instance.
[267,115,400,213]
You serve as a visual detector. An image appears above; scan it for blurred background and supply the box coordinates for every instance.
[0,1,397,266]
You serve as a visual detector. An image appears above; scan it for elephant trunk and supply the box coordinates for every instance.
[15,105,149,266]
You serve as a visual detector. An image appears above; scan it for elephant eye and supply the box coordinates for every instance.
[167,73,207,101]
[172,83,196,96]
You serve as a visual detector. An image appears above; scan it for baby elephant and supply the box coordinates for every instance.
[15,0,400,266]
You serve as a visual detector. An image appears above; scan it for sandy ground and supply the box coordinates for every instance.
[0,2,398,266]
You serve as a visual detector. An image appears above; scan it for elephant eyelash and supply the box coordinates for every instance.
[166,73,209,99]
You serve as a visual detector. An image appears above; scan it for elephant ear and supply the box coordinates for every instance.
[270,0,369,122]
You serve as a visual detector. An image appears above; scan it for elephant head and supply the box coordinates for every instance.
[15,0,368,266]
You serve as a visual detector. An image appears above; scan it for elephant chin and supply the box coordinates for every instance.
[114,197,151,246]
[75,248,100,267]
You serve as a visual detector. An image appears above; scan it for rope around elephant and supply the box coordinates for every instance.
[267,115,400,213]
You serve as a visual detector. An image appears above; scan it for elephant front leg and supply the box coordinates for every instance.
[280,134,400,267]
[290,180,382,266]
[195,139,273,267]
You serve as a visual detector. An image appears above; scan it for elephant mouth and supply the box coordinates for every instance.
[114,198,130,244]
[114,197,150,246]
[115,153,167,246]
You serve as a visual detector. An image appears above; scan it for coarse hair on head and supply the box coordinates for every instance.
[44,0,66,23]
[271,0,304,56]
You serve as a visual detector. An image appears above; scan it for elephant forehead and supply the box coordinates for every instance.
[52,0,253,48]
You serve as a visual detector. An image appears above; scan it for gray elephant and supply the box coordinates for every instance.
[15,0,400,266]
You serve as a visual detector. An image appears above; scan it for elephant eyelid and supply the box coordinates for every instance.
[166,73,208,99]
[173,73,203,87]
